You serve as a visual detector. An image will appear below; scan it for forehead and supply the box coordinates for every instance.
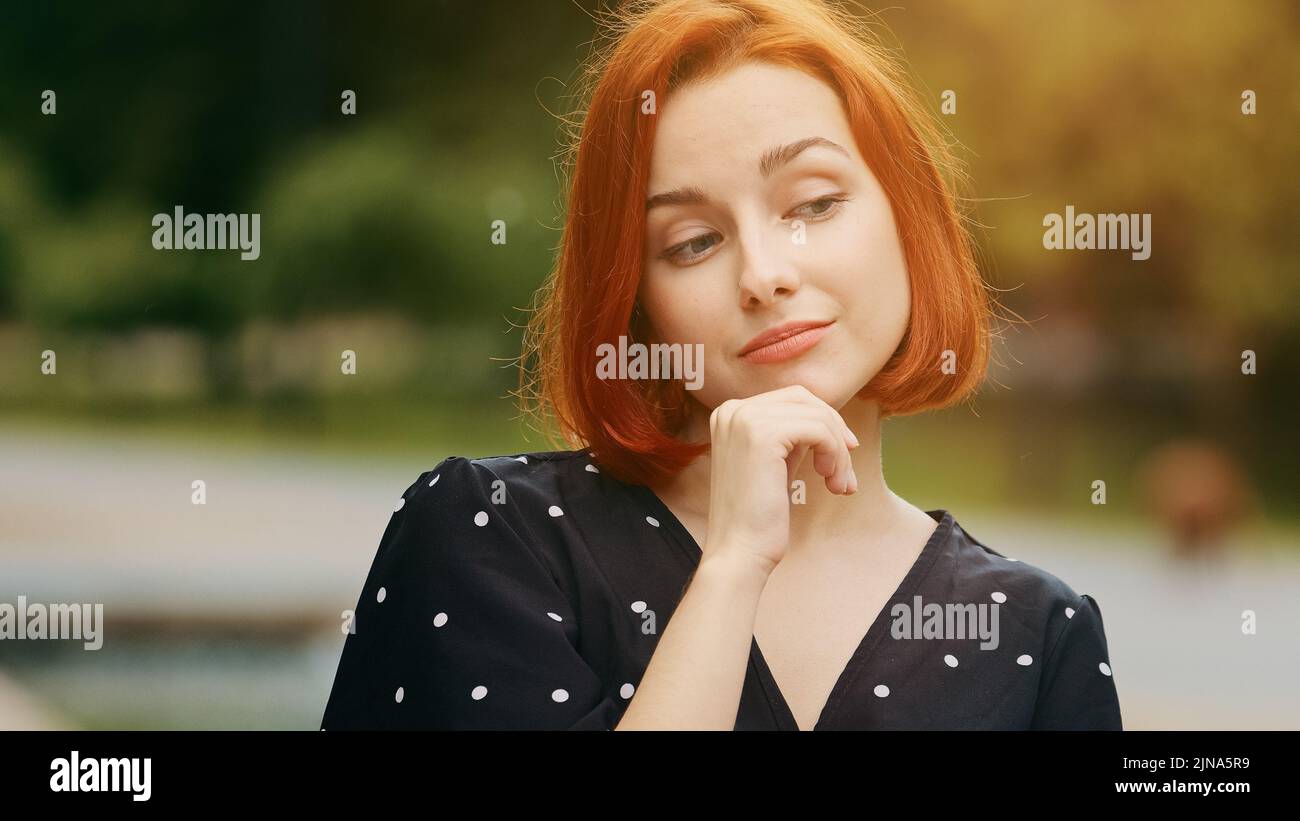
[648,60,859,177]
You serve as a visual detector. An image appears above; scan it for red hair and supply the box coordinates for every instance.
[518,0,995,487]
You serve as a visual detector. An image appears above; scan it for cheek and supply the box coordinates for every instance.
[634,280,686,348]
[636,278,673,338]
[638,276,739,401]
[638,276,711,344]
[819,204,906,294]
[820,208,911,339]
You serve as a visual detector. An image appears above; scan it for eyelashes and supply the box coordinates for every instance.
[661,232,722,266]
[658,194,853,267]
[787,193,851,221]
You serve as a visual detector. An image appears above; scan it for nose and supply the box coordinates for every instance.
[736,220,802,308]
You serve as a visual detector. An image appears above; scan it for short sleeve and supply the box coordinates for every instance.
[320,456,624,730]
[1030,593,1123,730]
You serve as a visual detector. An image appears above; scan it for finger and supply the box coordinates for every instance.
[757,406,853,495]
[766,389,859,452]
[773,405,857,493]
[817,407,859,489]
[765,414,840,490]
[804,418,853,495]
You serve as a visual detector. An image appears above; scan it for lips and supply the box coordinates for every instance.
[739,320,835,357]
[738,319,837,363]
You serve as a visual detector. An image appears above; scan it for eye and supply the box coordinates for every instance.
[660,231,722,266]
[655,194,849,266]
[786,194,851,222]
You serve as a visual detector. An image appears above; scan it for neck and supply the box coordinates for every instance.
[651,394,916,553]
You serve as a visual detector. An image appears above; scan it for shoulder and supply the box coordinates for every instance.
[940,517,1125,728]
[393,449,588,506]
[394,449,594,520]
[379,449,599,574]
[944,513,1087,610]
[324,456,620,729]
[455,449,596,495]
[939,513,1104,657]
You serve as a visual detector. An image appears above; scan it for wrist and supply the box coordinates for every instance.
[695,546,774,591]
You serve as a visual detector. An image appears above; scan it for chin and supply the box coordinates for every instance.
[762,372,848,404]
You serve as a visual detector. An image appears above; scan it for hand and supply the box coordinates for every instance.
[700,384,859,577]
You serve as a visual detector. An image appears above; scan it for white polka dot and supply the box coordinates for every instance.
[1099,661,1112,676]
[630,600,647,613]
[474,510,489,526]
[393,497,405,512]
[547,612,562,622]
[585,464,599,473]
[944,654,959,668]
[873,684,890,697]
[991,591,1007,604]
[646,516,660,527]
[548,505,564,517]
[471,685,488,700]
[620,683,635,699]
[552,688,569,703]
[395,686,404,703]
[376,586,386,603]
[515,456,528,463]
[588,452,595,457]
[1065,607,1076,619]
[428,474,440,487]
[1017,654,1033,666]
[433,612,448,627]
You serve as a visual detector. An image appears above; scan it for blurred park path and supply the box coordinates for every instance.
[1,424,1297,729]
[0,424,424,628]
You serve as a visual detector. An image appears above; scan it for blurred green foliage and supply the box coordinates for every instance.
[0,0,581,334]
[2,0,1295,336]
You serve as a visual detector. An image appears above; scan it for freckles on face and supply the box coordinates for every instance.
[635,60,912,409]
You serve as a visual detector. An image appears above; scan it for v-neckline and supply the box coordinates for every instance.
[631,481,954,731]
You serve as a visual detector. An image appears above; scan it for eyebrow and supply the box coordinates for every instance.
[645,136,850,213]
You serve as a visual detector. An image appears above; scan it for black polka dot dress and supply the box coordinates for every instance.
[320,450,1123,730]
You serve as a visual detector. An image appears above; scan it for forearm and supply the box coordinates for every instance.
[614,547,770,730]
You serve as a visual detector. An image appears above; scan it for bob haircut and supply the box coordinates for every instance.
[519,0,995,488]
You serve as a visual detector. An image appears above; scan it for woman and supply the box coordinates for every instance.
[320,0,1122,731]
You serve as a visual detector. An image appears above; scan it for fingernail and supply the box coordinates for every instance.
[847,429,860,448]
[848,471,858,494]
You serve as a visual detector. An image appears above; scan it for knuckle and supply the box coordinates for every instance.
[729,402,756,428]
[711,399,735,425]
